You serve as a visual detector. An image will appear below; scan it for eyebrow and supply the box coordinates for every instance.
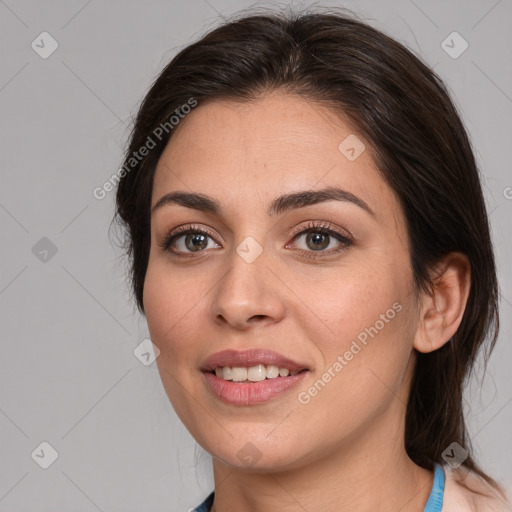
[151,186,374,217]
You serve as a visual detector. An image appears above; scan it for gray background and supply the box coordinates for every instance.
[0,0,511,510]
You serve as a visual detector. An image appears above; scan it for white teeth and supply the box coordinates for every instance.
[266,365,280,379]
[231,367,248,382]
[213,365,303,381]
[247,365,266,382]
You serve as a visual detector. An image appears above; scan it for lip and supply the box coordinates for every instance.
[200,348,309,373]
[202,370,309,405]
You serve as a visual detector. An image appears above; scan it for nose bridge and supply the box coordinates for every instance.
[210,237,285,328]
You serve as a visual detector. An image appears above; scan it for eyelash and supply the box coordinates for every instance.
[158,220,353,260]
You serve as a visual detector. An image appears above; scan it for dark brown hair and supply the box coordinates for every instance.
[113,7,503,492]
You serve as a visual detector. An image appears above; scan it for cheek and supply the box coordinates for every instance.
[143,261,206,424]
[308,262,400,336]
[143,258,219,382]
[143,260,197,355]
[307,256,416,383]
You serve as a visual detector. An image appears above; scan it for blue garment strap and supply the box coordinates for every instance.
[423,463,445,512]
[194,464,445,512]
[193,491,214,512]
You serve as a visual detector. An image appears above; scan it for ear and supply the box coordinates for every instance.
[413,252,471,354]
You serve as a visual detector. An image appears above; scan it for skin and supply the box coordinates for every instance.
[143,91,471,512]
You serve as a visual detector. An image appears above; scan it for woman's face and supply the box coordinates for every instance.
[144,91,422,471]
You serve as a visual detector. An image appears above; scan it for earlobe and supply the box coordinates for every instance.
[413,252,471,354]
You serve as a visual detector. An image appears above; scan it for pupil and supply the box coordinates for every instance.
[307,232,329,250]
[186,233,207,251]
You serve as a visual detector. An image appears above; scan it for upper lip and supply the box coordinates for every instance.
[201,348,309,372]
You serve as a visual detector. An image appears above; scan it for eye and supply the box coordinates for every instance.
[158,224,220,255]
[158,221,353,259]
[287,220,353,259]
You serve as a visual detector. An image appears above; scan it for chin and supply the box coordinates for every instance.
[204,432,311,472]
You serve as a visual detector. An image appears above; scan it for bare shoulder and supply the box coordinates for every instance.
[442,465,512,512]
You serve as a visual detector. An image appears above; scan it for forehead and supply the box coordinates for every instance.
[152,92,395,218]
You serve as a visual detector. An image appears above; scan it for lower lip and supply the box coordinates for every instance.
[202,370,309,405]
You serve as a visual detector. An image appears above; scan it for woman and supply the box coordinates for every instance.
[114,8,511,512]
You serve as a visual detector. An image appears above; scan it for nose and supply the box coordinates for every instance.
[209,246,286,330]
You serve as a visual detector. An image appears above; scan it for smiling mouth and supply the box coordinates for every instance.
[209,365,309,382]
[202,363,310,405]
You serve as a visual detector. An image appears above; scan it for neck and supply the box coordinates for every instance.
[209,399,433,512]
